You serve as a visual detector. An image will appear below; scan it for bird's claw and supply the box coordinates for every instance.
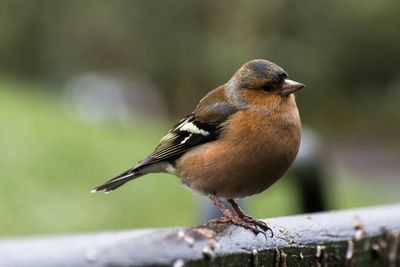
[213,215,273,237]
[241,216,273,237]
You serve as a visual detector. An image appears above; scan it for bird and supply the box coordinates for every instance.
[92,59,304,235]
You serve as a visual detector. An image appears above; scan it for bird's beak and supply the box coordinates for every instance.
[280,79,305,96]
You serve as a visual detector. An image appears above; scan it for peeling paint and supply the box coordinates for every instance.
[353,215,367,241]
[198,229,220,262]
[177,230,195,247]
[202,246,215,261]
[277,226,297,245]
[280,250,287,267]
[275,248,280,267]
[207,239,220,251]
[275,248,287,267]
[315,245,326,267]
[177,230,185,238]
[344,240,354,266]
[363,238,370,251]
[353,226,363,241]
[388,231,399,267]
[371,242,381,259]
[177,226,222,262]
[251,249,259,267]
[173,259,185,267]
[378,239,388,251]
[195,227,217,239]
[315,245,326,258]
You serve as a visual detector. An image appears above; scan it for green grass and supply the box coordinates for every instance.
[0,78,398,237]
[0,79,196,236]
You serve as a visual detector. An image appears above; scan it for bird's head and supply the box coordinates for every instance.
[231,59,305,96]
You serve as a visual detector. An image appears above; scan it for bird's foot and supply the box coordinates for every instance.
[207,195,273,237]
[241,215,273,237]
[226,198,273,237]
[214,215,272,237]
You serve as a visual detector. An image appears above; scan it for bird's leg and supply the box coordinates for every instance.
[208,194,235,221]
[228,199,273,237]
[227,198,250,219]
[207,195,267,236]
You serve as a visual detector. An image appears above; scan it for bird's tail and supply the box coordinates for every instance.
[91,169,142,193]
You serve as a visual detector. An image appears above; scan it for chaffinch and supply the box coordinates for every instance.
[92,59,304,235]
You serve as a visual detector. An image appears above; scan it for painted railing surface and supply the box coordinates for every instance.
[0,204,399,267]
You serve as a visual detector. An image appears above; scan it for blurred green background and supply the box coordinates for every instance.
[0,0,399,236]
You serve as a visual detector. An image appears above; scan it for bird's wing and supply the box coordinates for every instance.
[135,93,239,170]
[134,113,220,169]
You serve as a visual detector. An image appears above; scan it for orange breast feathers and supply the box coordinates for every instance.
[176,99,301,198]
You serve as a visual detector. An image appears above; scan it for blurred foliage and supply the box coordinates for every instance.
[0,0,399,139]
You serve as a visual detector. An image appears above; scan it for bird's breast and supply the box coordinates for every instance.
[176,102,301,198]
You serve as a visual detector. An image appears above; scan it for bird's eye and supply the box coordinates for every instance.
[261,84,273,92]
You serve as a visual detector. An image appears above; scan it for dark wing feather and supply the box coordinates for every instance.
[135,114,219,169]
